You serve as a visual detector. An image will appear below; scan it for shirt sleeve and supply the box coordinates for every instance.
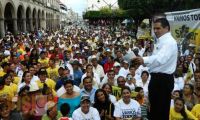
[92,108,101,120]
[186,109,198,120]
[72,110,80,120]
[136,105,142,117]
[143,43,175,68]
[114,103,121,118]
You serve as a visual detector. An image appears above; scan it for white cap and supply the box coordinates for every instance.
[113,62,120,67]
[124,60,129,64]
[84,46,89,49]
[91,55,97,59]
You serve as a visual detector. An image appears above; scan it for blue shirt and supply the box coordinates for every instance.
[80,88,96,104]
[58,95,81,117]
[73,69,83,86]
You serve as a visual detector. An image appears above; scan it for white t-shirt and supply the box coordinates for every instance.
[173,77,184,91]
[72,107,100,120]
[114,99,141,119]
[125,82,136,91]
[56,85,80,97]
[136,79,149,97]
[109,94,117,104]
[118,67,129,78]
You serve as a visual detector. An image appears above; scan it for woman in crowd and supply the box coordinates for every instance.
[29,48,39,65]
[170,90,183,107]
[102,83,116,104]
[2,73,17,96]
[18,71,39,92]
[114,86,141,120]
[170,97,197,120]
[93,89,115,120]
[0,103,23,120]
[58,80,81,117]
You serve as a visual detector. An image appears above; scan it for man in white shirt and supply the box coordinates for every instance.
[136,71,150,97]
[72,95,100,120]
[134,18,178,120]
[81,64,100,85]
[91,55,105,80]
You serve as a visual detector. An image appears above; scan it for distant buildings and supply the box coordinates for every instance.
[0,0,61,38]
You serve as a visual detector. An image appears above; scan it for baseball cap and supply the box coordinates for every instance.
[113,62,120,67]
[38,68,47,75]
[81,95,90,103]
[71,60,80,65]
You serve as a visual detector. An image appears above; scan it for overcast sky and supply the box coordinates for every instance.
[60,0,87,16]
[60,0,118,16]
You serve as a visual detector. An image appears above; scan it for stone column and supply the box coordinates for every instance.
[0,18,5,38]
[22,18,26,32]
[30,18,34,31]
[13,18,18,35]
[35,18,38,30]
[41,18,46,29]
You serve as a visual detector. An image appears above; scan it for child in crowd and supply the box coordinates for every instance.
[59,103,72,120]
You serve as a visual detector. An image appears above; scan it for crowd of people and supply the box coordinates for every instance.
[0,18,200,120]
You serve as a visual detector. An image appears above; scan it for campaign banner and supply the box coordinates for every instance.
[165,9,200,53]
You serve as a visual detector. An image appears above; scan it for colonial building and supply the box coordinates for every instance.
[0,0,61,38]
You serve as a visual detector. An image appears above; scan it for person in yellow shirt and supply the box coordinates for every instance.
[6,69,20,85]
[38,51,49,68]
[0,62,10,77]
[46,58,59,81]
[0,77,14,102]
[191,104,200,119]
[2,73,17,96]
[36,68,56,90]
[170,97,198,120]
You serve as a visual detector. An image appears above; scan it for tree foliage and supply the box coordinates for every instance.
[83,7,129,19]
[118,0,200,19]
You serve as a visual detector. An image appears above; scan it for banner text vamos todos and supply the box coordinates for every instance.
[165,9,200,53]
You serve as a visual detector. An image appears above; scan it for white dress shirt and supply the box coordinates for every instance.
[136,79,149,97]
[143,32,178,74]
[93,64,105,79]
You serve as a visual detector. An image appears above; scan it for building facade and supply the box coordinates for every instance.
[0,0,61,38]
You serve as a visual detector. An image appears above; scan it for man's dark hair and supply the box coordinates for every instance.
[141,70,149,77]
[135,87,143,92]
[154,18,170,31]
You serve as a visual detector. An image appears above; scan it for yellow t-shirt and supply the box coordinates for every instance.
[38,58,49,67]
[10,83,18,95]
[170,107,198,120]
[36,78,56,90]
[13,76,21,85]
[46,67,59,81]
[112,86,121,100]
[191,104,200,119]
[36,79,57,96]
[0,86,14,101]
[0,70,6,77]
